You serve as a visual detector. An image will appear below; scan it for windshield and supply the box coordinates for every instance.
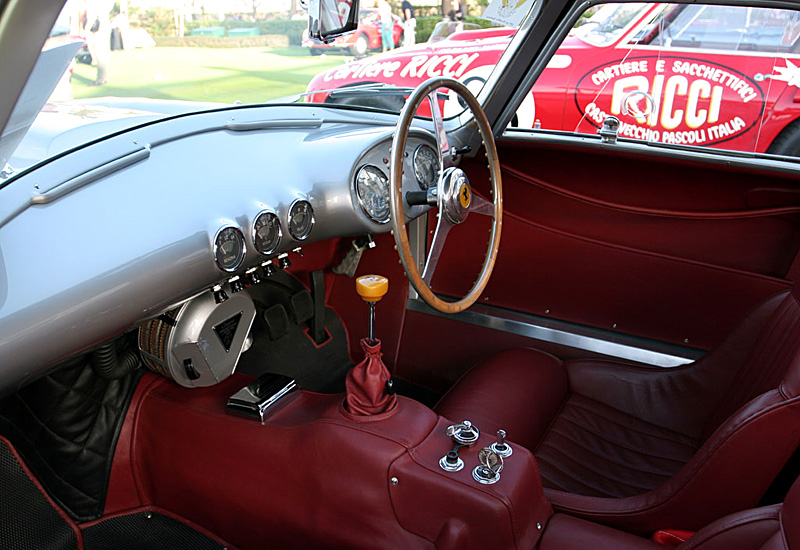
[1,0,519,177]
[571,3,648,47]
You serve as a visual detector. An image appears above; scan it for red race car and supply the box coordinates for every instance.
[307,3,800,157]
[303,7,404,56]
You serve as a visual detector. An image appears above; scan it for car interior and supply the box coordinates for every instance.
[2,0,800,549]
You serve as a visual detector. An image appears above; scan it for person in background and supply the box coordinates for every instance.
[451,0,465,20]
[84,0,112,85]
[110,8,128,51]
[401,0,416,46]
[378,0,395,52]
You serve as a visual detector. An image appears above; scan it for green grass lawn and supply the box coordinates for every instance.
[72,46,345,104]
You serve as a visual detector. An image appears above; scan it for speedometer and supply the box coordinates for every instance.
[413,144,440,190]
[355,165,391,224]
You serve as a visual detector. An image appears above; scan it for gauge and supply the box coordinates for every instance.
[288,200,314,240]
[413,144,440,190]
[253,211,281,255]
[355,165,391,224]
[214,226,246,272]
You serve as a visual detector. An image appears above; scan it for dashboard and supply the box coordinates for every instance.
[0,103,439,393]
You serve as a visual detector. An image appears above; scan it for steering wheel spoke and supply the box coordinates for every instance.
[421,214,454,285]
[390,77,503,314]
[469,194,495,217]
[428,91,454,170]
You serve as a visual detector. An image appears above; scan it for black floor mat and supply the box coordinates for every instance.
[1,438,226,550]
[82,512,224,550]
[237,271,353,393]
[0,440,78,550]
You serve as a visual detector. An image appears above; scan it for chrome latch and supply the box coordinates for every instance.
[598,116,620,144]
[473,447,503,485]
[446,420,480,446]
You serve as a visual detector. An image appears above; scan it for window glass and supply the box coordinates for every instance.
[512,2,800,160]
[5,0,520,175]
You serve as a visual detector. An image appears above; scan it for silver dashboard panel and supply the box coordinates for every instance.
[0,104,436,392]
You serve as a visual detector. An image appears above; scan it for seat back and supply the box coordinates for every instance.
[704,291,800,439]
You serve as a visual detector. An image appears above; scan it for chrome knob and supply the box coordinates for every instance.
[446,420,480,446]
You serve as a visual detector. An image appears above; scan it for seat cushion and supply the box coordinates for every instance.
[540,514,661,550]
[536,394,700,498]
[435,348,568,450]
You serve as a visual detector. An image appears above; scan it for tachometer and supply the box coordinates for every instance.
[214,226,246,272]
[413,144,440,190]
[253,211,281,255]
[288,200,314,240]
[355,165,391,224]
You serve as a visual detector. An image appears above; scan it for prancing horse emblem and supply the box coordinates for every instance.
[458,183,471,209]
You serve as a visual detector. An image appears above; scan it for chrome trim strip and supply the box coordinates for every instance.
[225,119,324,132]
[0,146,150,230]
[406,298,702,368]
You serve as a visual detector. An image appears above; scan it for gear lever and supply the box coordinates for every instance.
[356,274,388,343]
[344,275,397,416]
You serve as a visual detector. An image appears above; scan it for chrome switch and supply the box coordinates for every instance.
[490,429,513,458]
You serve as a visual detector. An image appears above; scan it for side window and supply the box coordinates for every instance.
[638,5,800,53]
[512,2,800,159]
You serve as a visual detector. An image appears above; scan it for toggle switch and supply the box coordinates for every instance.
[490,429,513,458]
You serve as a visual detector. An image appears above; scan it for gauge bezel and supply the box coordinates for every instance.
[288,199,315,241]
[213,226,246,273]
[413,143,440,190]
[355,165,391,225]
[252,210,282,255]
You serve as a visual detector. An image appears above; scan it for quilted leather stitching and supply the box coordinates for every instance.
[0,338,143,522]
[536,395,699,498]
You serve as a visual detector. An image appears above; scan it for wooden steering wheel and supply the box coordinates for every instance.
[389,77,503,314]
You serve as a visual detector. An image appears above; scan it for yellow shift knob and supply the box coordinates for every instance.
[356,275,389,303]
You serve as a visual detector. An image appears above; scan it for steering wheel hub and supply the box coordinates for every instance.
[441,167,472,225]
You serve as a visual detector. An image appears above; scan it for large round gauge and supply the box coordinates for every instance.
[214,226,246,272]
[288,200,314,240]
[253,211,281,255]
[355,165,391,224]
[413,144,440,190]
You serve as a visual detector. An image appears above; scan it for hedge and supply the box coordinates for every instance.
[184,19,308,45]
[154,35,290,48]
[414,15,497,42]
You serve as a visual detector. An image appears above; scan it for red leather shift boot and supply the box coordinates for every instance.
[345,338,398,416]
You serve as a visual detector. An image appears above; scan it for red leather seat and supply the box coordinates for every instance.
[435,290,800,533]
[539,474,800,550]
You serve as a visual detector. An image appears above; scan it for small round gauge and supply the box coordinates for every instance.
[288,200,314,240]
[355,165,391,224]
[214,226,246,272]
[253,211,281,255]
[413,144,440,190]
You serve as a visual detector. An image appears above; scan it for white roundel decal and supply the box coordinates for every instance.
[574,56,765,146]
[443,64,536,127]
